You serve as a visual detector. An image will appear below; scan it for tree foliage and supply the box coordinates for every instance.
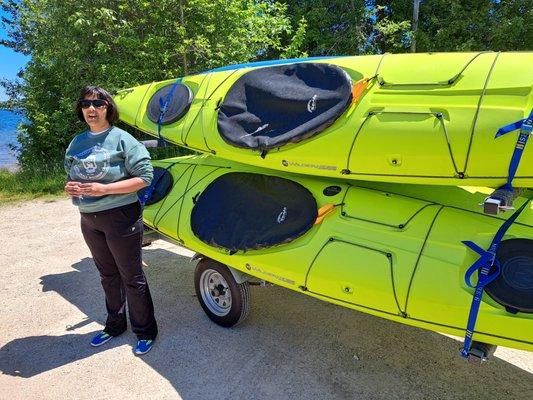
[282,1,371,56]
[374,0,532,52]
[282,0,532,55]
[1,0,531,171]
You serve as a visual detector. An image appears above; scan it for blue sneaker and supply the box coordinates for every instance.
[134,339,155,355]
[90,331,113,347]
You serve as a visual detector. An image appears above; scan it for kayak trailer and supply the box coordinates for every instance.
[142,225,499,365]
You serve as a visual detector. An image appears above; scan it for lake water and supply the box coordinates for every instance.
[0,109,22,168]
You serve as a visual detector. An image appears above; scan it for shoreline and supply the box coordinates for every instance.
[0,108,24,174]
[0,162,21,173]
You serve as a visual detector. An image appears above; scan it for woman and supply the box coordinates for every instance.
[64,86,158,355]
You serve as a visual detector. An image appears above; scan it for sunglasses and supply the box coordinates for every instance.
[79,99,109,109]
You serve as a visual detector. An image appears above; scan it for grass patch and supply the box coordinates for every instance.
[0,168,66,205]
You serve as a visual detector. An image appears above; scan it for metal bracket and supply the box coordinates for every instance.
[227,265,263,285]
[482,197,512,215]
[465,341,497,365]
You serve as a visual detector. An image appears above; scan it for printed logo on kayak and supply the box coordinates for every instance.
[73,144,110,180]
[245,263,295,285]
[281,159,337,171]
[277,207,287,224]
[307,94,318,113]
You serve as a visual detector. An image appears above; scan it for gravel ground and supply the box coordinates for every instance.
[0,198,532,400]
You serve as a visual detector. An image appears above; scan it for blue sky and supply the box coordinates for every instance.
[0,9,30,102]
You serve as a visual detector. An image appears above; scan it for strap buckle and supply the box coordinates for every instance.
[522,117,532,134]
[467,348,488,365]
[461,341,497,365]
[480,187,523,215]
[480,197,515,215]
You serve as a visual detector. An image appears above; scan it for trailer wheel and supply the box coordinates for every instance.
[194,259,251,327]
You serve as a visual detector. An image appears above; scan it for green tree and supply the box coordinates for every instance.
[281,1,413,55]
[282,0,371,56]
[371,4,412,53]
[1,0,304,171]
[489,0,533,50]
[374,0,532,52]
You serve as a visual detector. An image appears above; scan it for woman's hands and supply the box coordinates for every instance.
[65,181,84,197]
[65,181,108,197]
[79,182,109,196]
[65,178,147,198]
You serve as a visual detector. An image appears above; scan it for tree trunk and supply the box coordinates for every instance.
[411,0,420,53]
[179,0,189,74]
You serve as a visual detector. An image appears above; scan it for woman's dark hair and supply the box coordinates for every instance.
[76,86,119,124]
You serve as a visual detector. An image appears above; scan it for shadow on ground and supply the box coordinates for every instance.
[1,245,531,399]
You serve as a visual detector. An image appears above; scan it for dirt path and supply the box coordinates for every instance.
[0,198,531,400]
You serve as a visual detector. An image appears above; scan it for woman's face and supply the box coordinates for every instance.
[80,94,110,131]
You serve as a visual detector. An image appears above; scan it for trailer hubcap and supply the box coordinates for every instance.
[200,270,232,316]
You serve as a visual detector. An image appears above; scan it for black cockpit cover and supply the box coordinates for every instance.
[147,83,193,125]
[217,63,352,150]
[191,172,317,252]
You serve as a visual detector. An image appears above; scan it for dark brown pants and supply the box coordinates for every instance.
[80,201,158,340]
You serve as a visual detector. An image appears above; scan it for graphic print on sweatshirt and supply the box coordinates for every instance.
[72,144,110,180]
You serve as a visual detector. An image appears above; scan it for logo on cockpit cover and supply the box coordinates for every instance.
[307,94,317,113]
[277,207,287,223]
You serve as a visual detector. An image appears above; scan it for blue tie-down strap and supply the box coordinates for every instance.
[494,109,533,191]
[139,182,156,207]
[462,242,501,289]
[460,194,532,359]
[156,79,182,147]
[139,164,174,207]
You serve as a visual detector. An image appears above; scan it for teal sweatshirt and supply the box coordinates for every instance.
[64,126,153,213]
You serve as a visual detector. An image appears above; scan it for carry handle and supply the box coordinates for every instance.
[314,204,336,225]
[351,77,373,104]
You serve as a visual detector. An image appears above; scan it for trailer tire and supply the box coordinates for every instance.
[194,258,251,327]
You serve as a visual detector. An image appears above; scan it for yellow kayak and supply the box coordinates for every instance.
[117,52,533,187]
[139,154,533,354]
